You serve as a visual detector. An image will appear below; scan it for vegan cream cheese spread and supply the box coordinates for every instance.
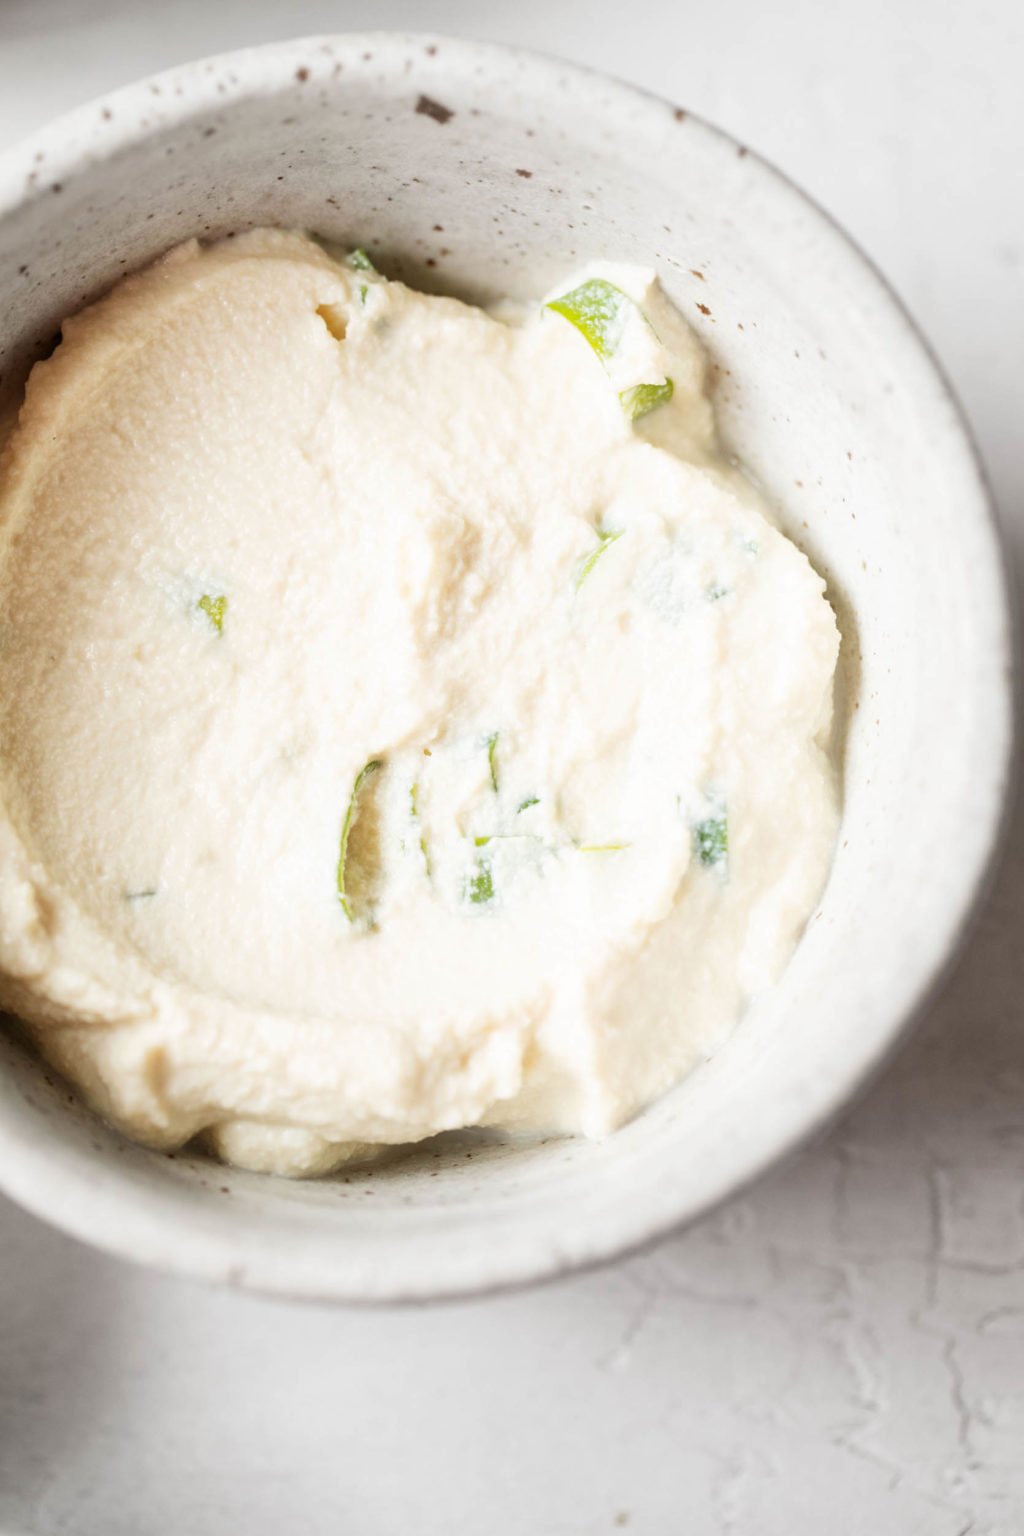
[0,230,839,1175]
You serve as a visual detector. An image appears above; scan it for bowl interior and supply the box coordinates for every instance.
[0,35,1011,1300]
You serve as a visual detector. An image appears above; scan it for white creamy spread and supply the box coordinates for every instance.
[0,230,839,1175]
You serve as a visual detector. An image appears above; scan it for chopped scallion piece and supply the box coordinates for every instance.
[545,278,630,360]
[576,528,623,592]
[409,778,431,875]
[197,594,226,634]
[474,833,538,847]
[484,731,500,793]
[517,796,540,813]
[337,759,382,920]
[347,247,377,273]
[693,811,728,869]
[466,858,494,906]
[619,378,674,421]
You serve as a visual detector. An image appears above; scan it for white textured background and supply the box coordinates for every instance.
[0,1,1021,1532]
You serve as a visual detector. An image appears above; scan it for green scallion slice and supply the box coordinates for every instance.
[197,594,226,634]
[337,759,382,920]
[545,278,630,360]
[619,378,674,421]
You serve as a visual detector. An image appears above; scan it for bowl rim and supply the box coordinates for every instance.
[0,31,1016,1304]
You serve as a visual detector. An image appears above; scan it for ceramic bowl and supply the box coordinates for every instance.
[0,34,1013,1301]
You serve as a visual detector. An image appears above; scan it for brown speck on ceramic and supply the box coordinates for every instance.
[433,223,444,232]
[696,302,711,316]
[101,107,112,122]
[515,168,533,178]
[690,268,706,281]
[425,257,436,267]
[737,145,749,157]
[674,107,687,122]
[416,94,454,125]
[202,126,217,138]
[425,44,438,56]
[362,51,373,62]
[51,183,62,194]
[295,67,310,83]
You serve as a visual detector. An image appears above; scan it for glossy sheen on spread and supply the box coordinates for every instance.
[0,231,839,1174]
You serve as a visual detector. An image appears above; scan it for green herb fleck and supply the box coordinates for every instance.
[409,779,431,875]
[124,887,158,902]
[619,378,674,421]
[694,811,728,869]
[546,278,630,360]
[358,282,368,305]
[484,731,499,793]
[576,528,624,592]
[197,594,226,634]
[466,858,494,906]
[517,796,540,814]
[337,759,382,921]
[474,832,539,848]
[578,843,630,853]
[347,247,377,273]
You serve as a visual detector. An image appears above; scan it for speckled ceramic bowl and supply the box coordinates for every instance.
[0,34,1013,1302]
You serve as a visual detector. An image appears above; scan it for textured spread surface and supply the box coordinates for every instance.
[0,232,836,1169]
